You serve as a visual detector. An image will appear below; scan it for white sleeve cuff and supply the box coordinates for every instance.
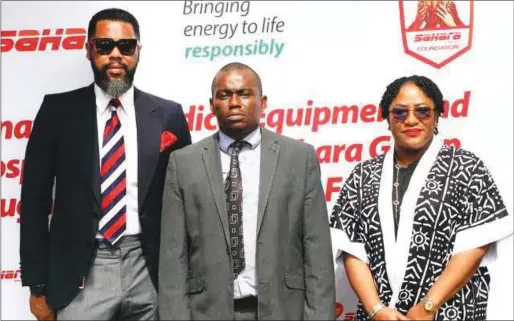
[331,227,369,264]
[453,215,513,266]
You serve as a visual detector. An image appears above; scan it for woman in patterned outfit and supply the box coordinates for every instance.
[329,75,512,321]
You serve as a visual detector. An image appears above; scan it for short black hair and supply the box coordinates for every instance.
[379,75,444,120]
[88,8,140,40]
[211,62,263,97]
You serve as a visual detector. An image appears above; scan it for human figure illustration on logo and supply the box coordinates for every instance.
[407,0,466,31]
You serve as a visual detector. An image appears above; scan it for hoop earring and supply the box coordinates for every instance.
[433,123,439,135]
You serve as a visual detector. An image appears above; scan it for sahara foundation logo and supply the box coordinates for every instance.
[399,0,474,68]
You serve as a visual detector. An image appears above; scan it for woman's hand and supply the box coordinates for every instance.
[406,302,436,320]
[373,307,409,320]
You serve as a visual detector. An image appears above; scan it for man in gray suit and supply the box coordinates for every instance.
[159,62,336,320]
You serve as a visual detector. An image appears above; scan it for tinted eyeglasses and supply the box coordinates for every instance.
[89,38,139,56]
[390,106,434,122]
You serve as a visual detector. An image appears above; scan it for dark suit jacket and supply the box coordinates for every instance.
[19,83,191,309]
[159,128,336,320]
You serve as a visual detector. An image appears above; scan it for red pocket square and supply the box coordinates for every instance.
[160,131,178,152]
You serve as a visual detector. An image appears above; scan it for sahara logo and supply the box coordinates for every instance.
[399,0,474,68]
[1,28,86,53]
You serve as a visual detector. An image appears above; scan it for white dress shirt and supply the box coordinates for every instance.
[94,84,141,237]
[219,128,261,299]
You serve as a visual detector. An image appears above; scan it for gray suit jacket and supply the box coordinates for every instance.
[159,128,336,320]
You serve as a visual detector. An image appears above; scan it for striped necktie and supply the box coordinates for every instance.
[98,98,126,245]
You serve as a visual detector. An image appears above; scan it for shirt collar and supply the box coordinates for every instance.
[94,83,135,115]
[219,127,262,153]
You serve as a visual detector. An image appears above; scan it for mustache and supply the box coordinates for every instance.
[103,62,128,72]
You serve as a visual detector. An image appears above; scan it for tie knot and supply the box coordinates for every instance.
[110,98,121,108]
[229,140,246,156]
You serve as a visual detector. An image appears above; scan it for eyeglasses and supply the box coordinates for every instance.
[390,106,434,122]
[89,38,139,56]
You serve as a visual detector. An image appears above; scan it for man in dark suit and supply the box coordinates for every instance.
[159,62,336,320]
[19,8,191,320]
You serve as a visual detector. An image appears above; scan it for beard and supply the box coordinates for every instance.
[91,60,138,97]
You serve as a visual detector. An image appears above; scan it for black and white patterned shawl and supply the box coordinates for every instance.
[330,139,512,321]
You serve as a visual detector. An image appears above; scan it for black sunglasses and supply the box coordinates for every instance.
[390,106,434,122]
[90,38,139,56]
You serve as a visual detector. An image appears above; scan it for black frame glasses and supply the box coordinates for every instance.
[89,38,139,56]
[390,106,434,122]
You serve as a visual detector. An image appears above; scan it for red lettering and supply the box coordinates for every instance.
[312,107,331,132]
[332,105,359,125]
[377,104,384,121]
[444,137,461,149]
[335,302,344,318]
[315,144,363,164]
[0,31,15,52]
[333,145,347,163]
[325,177,343,202]
[267,109,284,134]
[15,37,38,52]
[451,91,470,117]
[1,28,86,53]
[1,198,21,222]
[195,105,206,131]
[38,36,61,51]
[346,143,363,162]
[0,159,25,184]
[0,270,21,280]
[61,28,87,50]
[180,93,470,132]
[441,91,470,119]
[1,120,33,139]
[204,113,216,131]
[285,108,304,127]
[19,30,39,36]
[414,32,462,42]
[360,104,377,123]
[369,135,391,158]
[317,145,332,164]
[184,105,196,131]
[304,100,313,126]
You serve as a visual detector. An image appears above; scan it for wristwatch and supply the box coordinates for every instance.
[421,296,436,312]
[30,284,46,297]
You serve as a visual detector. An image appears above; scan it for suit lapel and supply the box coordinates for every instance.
[202,134,231,247]
[135,88,162,210]
[257,128,280,236]
[78,84,101,208]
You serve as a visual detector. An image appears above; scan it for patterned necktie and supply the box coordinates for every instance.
[98,98,127,245]
[224,140,247,278]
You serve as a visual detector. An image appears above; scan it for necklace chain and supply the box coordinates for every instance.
[393,160,401,234]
